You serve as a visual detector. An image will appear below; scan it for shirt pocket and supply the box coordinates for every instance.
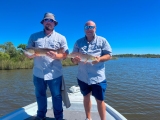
[48,40,60,49]
[89,45,102,56]
[34,39,45,48]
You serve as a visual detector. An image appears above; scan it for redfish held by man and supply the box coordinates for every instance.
[67,52,97,63]
[22,48,64,56]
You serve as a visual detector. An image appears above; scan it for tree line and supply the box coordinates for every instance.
[113,54,160,58]
[0,42,26,61]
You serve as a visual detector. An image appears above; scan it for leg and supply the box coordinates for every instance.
[92,80,107,120]
[33,76,47,119]
[84,92,92,120]
[47,76,63,120]
[77,79,92,120]
[96,99,106,120]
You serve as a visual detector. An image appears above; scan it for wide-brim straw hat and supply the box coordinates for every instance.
[40,12,58,26]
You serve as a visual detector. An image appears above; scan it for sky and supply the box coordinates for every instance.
[0,0,160,55]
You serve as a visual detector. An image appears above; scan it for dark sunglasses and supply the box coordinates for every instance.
[44,19,54,23]
[84,26,95,30]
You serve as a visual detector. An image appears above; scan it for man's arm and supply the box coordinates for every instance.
[99,54,112,62]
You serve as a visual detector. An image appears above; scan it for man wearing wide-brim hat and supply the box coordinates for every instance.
[40,12,58,26]
[25,12,69,120]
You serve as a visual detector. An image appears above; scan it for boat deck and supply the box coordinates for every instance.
[0,90,127,120]
[26,109,100,120]
[24,99,123,120]
[26,102,101,120]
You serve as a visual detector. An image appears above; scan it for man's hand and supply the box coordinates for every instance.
[46,51,57,59]
[92,57,101,64]
[71,56,81,64]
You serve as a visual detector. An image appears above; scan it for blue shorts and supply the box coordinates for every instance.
[77,79,107,101]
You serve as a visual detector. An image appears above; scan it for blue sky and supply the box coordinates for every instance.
[0,0,160,55]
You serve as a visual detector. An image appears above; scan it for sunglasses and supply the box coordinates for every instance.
[84,26,95,30]
[44,19,54,23]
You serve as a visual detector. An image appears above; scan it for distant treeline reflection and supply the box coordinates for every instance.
[0,42,159,70]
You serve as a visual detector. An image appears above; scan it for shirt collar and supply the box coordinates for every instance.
[85,34,97,44]
[43,30,55,37]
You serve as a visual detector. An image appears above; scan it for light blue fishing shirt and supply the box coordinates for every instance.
[73,34,112,85]
[27,30,69,80]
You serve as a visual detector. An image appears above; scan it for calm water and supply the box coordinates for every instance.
[0,58,160,120]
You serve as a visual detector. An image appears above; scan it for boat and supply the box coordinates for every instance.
[0,86,127,120]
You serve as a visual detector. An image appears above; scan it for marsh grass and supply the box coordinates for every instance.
[0,59,33,70]
[0,58,75,70]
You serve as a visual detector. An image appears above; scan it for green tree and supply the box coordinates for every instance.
[0,52,10,60]
[17,44,26,50]
[3,42,17,58]
[0,44,5,52]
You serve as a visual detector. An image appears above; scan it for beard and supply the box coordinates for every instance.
[45,24,53,31]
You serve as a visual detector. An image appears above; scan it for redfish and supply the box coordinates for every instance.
[22,48,63,56]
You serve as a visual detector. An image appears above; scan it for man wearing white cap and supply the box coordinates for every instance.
[26,12,69,120]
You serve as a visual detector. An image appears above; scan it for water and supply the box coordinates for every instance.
[0,58,160,120]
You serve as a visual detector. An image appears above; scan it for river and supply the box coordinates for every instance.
[0,58,160,120]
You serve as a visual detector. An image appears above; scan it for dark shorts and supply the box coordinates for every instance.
[77,79,107,101]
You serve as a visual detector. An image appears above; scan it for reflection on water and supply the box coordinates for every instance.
[0,58,160,120]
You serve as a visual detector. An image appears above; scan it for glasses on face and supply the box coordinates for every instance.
[44,19,54,23]
[84,26,95,30]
